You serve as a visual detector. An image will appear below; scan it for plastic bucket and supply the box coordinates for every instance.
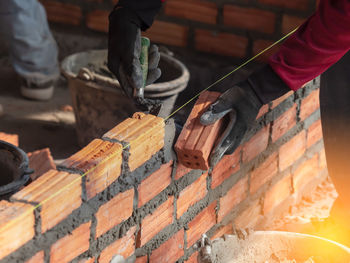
[61,50,189,146]
[0,141,32,199]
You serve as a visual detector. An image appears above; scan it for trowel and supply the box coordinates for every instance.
[133,36,162,116]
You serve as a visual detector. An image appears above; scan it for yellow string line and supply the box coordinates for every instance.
[1,27,298,234]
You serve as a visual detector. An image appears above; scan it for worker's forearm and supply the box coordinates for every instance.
[269,0,350,90]
[116,0,163,30]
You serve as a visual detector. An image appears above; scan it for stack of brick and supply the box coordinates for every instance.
[0,78,326,262]
[39,0,317,62]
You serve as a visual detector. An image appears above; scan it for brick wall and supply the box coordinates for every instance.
[39,0,317,62]
[0,78,326,262]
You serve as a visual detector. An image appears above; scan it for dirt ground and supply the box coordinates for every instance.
[0,65,78,162]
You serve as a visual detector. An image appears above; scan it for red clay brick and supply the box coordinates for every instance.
[234,199,262,228]
[61,139,122,199]
[135,255,147,263]
[143,21,189,47]
[195,29,248,58]
[176,173,207,218]
[218,177,247,222]
[26,251,44,263]
[300,89,320,121]
[50,222,91,263]
[12,170,81,233]
[99,226,136,263]
[271,91,294,109]
[175,91,225,170]
[307,119,323,148]
[258,0,310,11]
[256,104,269,119]
[95,188,134,238]
[0,132,18,146]
[185,252,198,263]
[0,201,34,260]
[40,0,82,25]
[104,113,164,172]
[282,15,306,34]
[211,224,233,240]
[223,5,276,34]
[263,175,292,214]
[211,147,241,189]
[149,229,184,263]
[252,39,281,63]
[138,161,173,207]
[174,162,192,180]
[242,125,270,163]
[250,152,278,194]
[271,104,297,143]
[86,10,109,33]
[279,130,306,171]
[319,148,327,169]
[28,148,56,181]
[137,197,174,247]
[165,0,218,24]
[293,154,319,193]
[187,201,217,247]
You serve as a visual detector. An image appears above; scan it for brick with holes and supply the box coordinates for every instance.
[175,91,225,170]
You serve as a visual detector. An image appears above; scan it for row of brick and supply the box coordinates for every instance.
[42,0,309,31]
[40,0,308,61]
[0,112,165,261]
[137,107,323,261]
[0,85,322,263]
[7,142,325,263]
[174,87,318,173]
[210,88,321,192]
[215,147,326,232]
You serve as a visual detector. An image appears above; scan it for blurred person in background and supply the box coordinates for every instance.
[0,0,59,101]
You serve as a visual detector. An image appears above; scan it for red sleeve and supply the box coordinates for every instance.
[269,0,350,91]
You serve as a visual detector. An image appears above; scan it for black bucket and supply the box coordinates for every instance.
[0,140,33,199]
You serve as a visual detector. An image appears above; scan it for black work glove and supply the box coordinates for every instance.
[108,7,161,98]
[200,65,291,167]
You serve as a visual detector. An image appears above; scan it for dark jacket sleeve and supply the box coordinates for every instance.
[269,0,350,91]
[117,0,163,30]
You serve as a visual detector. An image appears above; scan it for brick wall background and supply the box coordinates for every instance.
[0,77,326,263]
[39,0,317,62]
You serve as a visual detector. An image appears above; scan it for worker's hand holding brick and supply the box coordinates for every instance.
[107,6,161,98]
[201,65,291,167]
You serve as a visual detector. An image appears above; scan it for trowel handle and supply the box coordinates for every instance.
[135,37,150,99]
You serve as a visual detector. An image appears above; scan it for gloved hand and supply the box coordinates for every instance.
[200,65,291,167]
[108,7,161,98]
